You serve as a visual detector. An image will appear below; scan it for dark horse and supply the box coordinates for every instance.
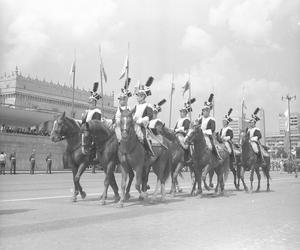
[185,124,230,195]
[81,119,125,205]
[240,132,271,192]
[154,120,196,196]
[118,109,172,206]
[50,112,88,201]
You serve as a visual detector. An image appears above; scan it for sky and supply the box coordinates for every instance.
[0,0,299,134]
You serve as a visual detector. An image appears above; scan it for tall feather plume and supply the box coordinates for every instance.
[93,82,99,92]
[145,76,154,87]
[157,99,167,106]
[208,93,214,103]
[254,107,260,115]
[187,98,196,105]
[124,78,131,89]
[228,108,233,116]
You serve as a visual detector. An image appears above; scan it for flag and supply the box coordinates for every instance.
[284,131,290,155]
[119,56,129,80]
[100,59,107,83]
[171,82,175,95]
[242,99,247,110]
[70,60,76,75]
[182,81,190,96]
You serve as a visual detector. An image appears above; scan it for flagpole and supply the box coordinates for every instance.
[126,42,130,88]
[71,49,76,118]
[99,45,104,111]
[169,73,174,127]
[188,71,192,123]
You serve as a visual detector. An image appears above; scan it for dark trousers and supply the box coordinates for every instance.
[0,162,5,175]
[46,162,52,174]
[10,160,16,175]
[30,161,35,174]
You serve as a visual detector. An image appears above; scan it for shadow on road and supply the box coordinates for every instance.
[0,209,35,215]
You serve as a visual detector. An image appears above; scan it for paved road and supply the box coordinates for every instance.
[0,171,299,250]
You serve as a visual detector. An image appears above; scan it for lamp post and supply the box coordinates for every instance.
[282,94,296,159]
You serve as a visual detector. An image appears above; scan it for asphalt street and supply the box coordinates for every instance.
[0,171,299,250]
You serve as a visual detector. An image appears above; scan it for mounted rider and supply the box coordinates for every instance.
[115,78,132,142]
[196,94,221,160]
[132,77,155,156]
[220,108,235,162]
[81,82,102,161]
[174,98,195,161]
[82,82,102,123]
[246,108,266,163]
[148,99,167,135]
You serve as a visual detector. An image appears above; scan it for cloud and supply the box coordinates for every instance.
[181,25,216,54]
[209,0,283,45]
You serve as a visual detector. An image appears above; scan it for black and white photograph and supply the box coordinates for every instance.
[0,0,300,249]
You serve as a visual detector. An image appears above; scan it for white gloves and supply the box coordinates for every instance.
[250,136,258,142]
[203,129,212,135]
[136,117,149,126]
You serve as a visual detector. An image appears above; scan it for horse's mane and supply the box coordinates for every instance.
[87,120,111,137]
[161,126,178,142]
[64,116,80,131]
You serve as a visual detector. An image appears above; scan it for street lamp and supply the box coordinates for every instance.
[281,94,296,159]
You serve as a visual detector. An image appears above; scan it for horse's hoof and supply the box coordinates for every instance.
[125,193,130,201]
[267,187,270,192]
[138,195,144,201]
[72,196,77,202]
[80,191,86,199]
[209,184,214,188]
[114,195,121,203]
[116,202,124,208]
[147,185,150,190]
[100,199,106,206]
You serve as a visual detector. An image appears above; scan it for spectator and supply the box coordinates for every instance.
[0,152,7,174]
[280,159,284,174]
[29,149,36,175]
[9,151,16,175]
[46,153,52,174]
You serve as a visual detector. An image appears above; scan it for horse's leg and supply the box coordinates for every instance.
[117,164,128,208]
[250,166,255,192]
[240,166,248,192]
[161,182,166,201]
[108,167,120,202]
[135,159,147,201]
[255,166,261,192]
[230,159,237,190]
[71,165,79,202]
[124,167,134,201]
[202,165,211,191]
[75,162,87,199]
[236,163,241,190]
[171,162,183,196]
[209,168,214,188]
[100,162,117,205]
[152,178,161,201]
[215,169,220,194]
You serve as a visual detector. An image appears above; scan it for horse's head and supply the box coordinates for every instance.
[50,112,78,142]
[239,131,249,145]
[184,123,204,145]
[155,120,165,134]
[120,108,134,140]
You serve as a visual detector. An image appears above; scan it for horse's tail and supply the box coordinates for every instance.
[262,157,271,180]
[162,152,172,183]
[223,157,230,183]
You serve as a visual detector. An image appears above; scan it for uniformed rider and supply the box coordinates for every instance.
[132,77,155,156]
[82,82,102,123]
[220,108,235,161]
[196,94,221,160]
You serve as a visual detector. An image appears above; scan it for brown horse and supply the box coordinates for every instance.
[50,112,88,202]
[80,120,125,205]
[118,109,172,206]
[184,124,230,195]
[240,132,271,192]
[154,121,197,195]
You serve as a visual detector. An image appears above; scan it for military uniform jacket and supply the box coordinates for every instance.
[83,108,102,122]
[9,153,16,162]
[198,116,216,135]
[132,102,153,126]
[174,117,190,135]
[149,118,162,129]
[29,154,35,162]
[220,126,233,141]
[46,155,52,162]
[246,127,262,142]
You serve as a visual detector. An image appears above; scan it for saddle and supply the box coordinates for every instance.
[147,130,168,149]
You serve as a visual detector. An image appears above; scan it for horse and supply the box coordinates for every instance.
[184,124,230,195]
[50,112,90,202]
[118,109,172,206]
[240,132,271,192]
[154,120,197,196]
[80,119,124,205]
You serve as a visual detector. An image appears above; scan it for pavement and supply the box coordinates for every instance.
[0,171,299,250]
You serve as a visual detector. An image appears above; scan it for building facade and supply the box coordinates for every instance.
[0,67,116,127]
[279,112,300,135]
